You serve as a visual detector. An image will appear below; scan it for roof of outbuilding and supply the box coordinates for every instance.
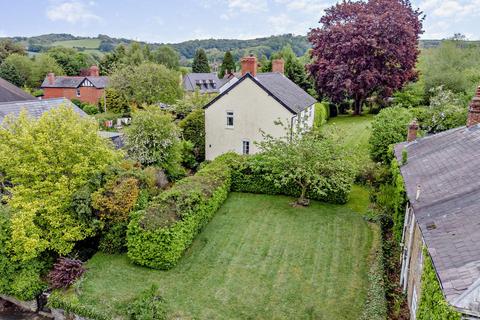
[0,98,86,123]
[204,72,317,114]
[41,76,109,88]
[0,77,35,102]
[395,125,480,315]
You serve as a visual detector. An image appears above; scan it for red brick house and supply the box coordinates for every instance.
[41,66,108,105]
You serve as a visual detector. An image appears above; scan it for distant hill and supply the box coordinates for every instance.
[2,33,477,61]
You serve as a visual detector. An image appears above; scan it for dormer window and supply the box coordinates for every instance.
[226,111,234,128]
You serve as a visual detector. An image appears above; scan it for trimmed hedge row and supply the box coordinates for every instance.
[126,157,231,269]
[314,102,330,129]
[48,290,110,320]
[227,153,351,204]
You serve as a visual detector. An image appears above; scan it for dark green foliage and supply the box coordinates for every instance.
[401,149,408,165]
[369,107,413,163]
[47,47,95,76]
[178,108,205,162]
[0,60,24,86]
[82,104,100,115]
[224,153,352,204]
[104,88,129,114]
[126,285,167,320]
[98,222,129,254]
[192,49,210,73]
[390,159,407,243]
[0,39,26,64]
[127,157,231,269]
[219,51,235,78]
[417,248,461,320]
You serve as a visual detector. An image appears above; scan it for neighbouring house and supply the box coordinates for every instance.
[396,86,480,319]
[41,66,108,105]
[182,72,238,94]
[0,97,123,148]
[204,57,316,160]
[0,77,35,102]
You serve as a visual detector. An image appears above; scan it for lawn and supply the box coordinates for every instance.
[324,114,373,165]
[62,192,378,319]
[52,39,101,49]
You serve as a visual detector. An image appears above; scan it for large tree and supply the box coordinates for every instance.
[0,39,26,64]
[192,49,210,73]
[109,62,183,106]
[0,107,120,261]
[308,0,423,114]
[47,47,95,76]
[0,54,34,87]
[153,45,180,70]
[219,51,236,78]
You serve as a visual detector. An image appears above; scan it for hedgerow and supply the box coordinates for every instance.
[416,247,461,320]
[48,290,111,320]
[314,102,330,128]
[126,157,231,269]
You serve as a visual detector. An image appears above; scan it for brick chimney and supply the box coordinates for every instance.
[467,86,480,127]
[89,65,100,77]
[407,119,418,142]
[47,73,55,85]
[272,59,285,74]
[241,55,257,77]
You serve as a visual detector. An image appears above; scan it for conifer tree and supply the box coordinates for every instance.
[219,51,236,78]
[192,49,210,73]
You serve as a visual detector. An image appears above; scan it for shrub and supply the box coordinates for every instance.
[103,88,130,114]
[369,107,413,163]
[313,102,329,128]
[82,104,100,115]
[92,177,140,222]
[178,108,205,162]
[47,257,85,289]
[48,290,110,320]
[98,221,129,254]
[126,285,167,320]
[127,157,231,269]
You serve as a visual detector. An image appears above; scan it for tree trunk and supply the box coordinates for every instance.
[297,185,309,206]
[353,98,363,115]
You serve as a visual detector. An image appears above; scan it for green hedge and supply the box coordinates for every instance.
[417,247,461,320]
[48,290,110,320]
[126,158,231,269]
[314,102,330,129]
[390,159,407,243]
[228,153,351,204]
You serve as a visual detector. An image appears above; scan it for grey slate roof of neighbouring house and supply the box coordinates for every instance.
[204,72,317,114]
[0,98,86,123]
[395,125,480,314]
[183,73,221,93]
[0,77,35,102]
[41,76,109,88]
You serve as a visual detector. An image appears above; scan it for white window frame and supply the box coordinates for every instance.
[242,140,250,155]
[226,111,234,128]
[411,286,418,320]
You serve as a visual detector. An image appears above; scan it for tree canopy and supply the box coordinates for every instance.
[219,51,236,78]
[0,107,120,261]
[192,49,210,73]
[308,0,423,114]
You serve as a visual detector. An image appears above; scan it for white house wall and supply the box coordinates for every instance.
[205,77,295,160]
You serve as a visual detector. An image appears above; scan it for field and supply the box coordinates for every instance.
[51,39,101,49]
[62,191,378,319]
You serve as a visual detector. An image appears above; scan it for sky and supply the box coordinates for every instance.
[0,0,479,43]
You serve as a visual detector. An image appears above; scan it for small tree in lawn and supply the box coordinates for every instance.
[192,49,210,73]
[256,122,354,206]
[308,0,423,115]
[219,51,236,78]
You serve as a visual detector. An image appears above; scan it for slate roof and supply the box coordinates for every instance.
[0,77,35,102]
[0,98,86,123]
[395,125,480,316]
[204,72,317,114]
[183,73,221,93]
[41,76,109,88]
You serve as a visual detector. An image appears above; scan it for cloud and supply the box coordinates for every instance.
[419,0,480,17]
[275,0,329,13]
[228,0,267,12]
[46,1,101,24]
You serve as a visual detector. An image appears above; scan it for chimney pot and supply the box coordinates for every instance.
[47,73,55,85]
[467,86,480,127]
[241,56,257,77]
[89,65,100,77]
[272,59,285,74]
[407,119,419,142]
